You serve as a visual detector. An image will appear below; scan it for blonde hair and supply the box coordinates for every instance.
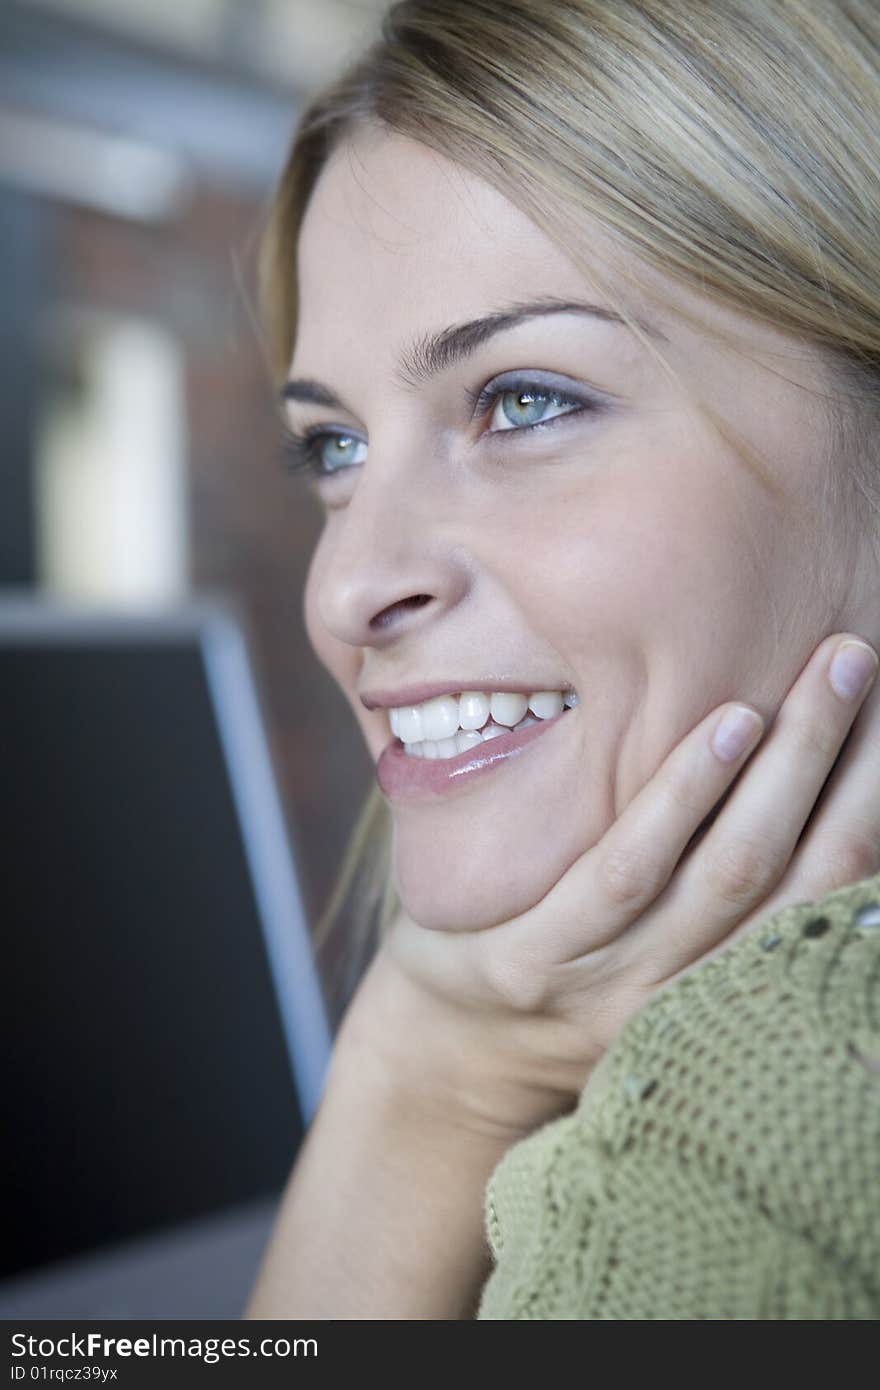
[260,0,880,1009]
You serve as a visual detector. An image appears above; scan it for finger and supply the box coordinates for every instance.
[529,697,766,961]
[647,633,879,976]
[748,665,880,910]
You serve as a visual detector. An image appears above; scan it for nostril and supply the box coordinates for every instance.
[370,594,432,631]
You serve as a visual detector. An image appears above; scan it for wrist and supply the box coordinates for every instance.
[248,948,517,1320]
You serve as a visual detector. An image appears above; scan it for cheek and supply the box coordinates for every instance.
[513,465,777,714]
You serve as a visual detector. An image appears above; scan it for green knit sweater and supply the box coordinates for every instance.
[477,870,880,1319]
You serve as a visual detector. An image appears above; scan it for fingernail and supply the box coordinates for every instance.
[712,705,763,762]
[829,640,879,701]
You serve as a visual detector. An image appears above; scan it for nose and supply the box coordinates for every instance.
[312,450,472,650]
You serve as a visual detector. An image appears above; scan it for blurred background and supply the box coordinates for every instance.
[1,0,390,1318]
[1,0,388,1001]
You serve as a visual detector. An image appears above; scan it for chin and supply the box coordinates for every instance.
[392,823,579,933]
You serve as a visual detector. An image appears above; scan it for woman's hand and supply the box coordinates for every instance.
[373,631,880,1133]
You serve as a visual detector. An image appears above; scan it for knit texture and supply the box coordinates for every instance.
[477,870,880,1319]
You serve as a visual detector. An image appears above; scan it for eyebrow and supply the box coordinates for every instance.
[280,296,665,410]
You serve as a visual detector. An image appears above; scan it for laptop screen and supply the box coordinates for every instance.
[2,600,331,1280]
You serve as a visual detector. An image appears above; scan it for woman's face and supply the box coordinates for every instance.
[289,125,859,932]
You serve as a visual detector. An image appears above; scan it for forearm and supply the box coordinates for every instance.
[243,952,525,1321]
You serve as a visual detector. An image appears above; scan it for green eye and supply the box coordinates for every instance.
[489,387,583,432]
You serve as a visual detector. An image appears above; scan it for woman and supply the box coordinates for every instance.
[245,0,880,1318]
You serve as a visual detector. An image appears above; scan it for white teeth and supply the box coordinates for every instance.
[455,729,484,754]
[420,694,460,741]
[490,692,530,727]
[396,705,424,743]
[529,690,564,719]
[423,715,540,760]
[459,691,491,731]
[391,685,577,758]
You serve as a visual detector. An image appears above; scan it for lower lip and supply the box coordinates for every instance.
[376,708,572,803]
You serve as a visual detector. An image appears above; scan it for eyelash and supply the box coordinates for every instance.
[280,378,597,481]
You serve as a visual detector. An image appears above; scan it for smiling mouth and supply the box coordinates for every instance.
[390,688,579,760]
[376,694,574,803]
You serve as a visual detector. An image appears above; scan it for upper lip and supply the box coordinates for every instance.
[360,679,571,711]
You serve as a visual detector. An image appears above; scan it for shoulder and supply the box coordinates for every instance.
[600,867,880,1105]
[586,867,880,1177]
[479,871,880,1318]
